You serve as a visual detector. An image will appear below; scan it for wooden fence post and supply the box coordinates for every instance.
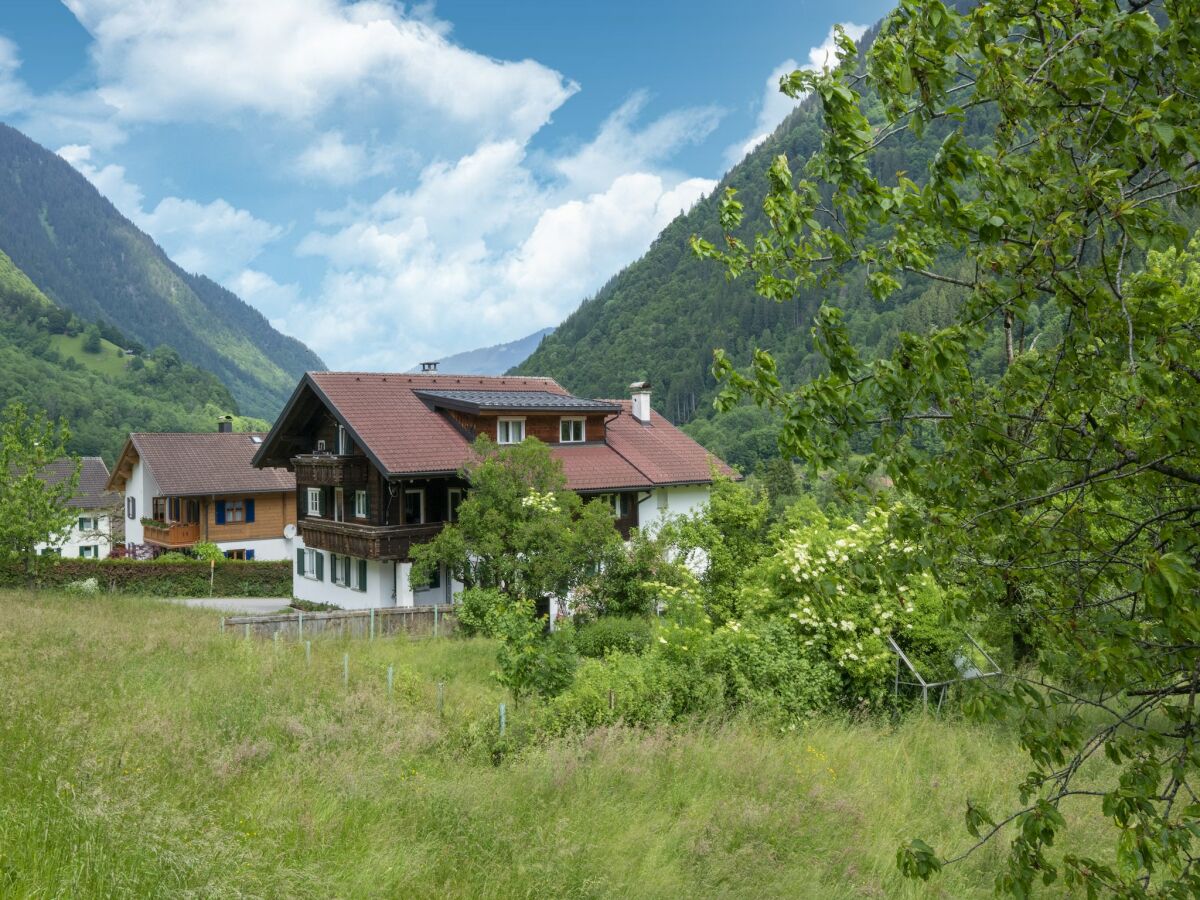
[499,703,506,736]
[343,652,349,689]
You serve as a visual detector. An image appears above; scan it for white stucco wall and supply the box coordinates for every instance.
[36,513,114,559]
[637,485,711,536]
[291,544,395,610]
[122,458,159,546]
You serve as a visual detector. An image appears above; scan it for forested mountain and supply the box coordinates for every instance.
[417,327,554,376]
[0,248,258,462]
[512,16,1010,470]
[0,123,325,419]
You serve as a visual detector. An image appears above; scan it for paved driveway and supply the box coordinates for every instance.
[174,597,293,615]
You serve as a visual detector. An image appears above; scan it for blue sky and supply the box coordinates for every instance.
[0,0,893,370]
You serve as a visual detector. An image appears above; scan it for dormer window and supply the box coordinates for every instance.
[559,417,585,443]
[497,418,525,445]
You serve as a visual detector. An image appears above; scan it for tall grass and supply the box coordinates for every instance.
[0,590,1109,897]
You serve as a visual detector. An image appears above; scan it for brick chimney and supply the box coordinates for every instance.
[629,381,652,424]
[217,415,233,433]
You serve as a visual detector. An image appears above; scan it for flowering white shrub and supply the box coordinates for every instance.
[66,577,100,595]
[519,490,561,514]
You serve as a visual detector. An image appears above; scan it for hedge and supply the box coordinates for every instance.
[0,558,292,598]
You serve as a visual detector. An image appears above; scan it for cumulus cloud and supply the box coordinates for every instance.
[63,0,578,143]
[726,22,868,165]
[292,130,401,184]
[57,144,282,282]
[292,131,714,366]
[553,92,722,194]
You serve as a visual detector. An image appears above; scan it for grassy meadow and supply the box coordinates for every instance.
[0,590,1113,898]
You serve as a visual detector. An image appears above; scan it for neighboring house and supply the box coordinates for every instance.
[106,421,297,560]
[252,372,734,609]
[35,456,120,559]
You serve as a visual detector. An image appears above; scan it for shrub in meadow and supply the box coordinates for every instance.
[574,616,652,658]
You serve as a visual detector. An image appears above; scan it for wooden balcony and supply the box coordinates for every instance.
[292,454,370,486]
[300,518,443,560]
[143,522,200,548]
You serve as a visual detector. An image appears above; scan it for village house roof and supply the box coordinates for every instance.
[107,432,295,497]
[254,372,735,492]
[37,456,119,509]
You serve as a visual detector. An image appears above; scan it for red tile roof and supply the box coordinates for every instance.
[293,372,733,491]
[112,433,295,497]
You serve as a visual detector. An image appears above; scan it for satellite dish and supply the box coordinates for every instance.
[283,523,297,540]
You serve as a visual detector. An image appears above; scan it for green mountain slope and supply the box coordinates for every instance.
[0,123,324,419]
[512,18,1005,469]
[0,248,259,462]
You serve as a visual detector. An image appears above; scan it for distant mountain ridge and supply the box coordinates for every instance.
[416,327,554,376]
[0,123,325,419]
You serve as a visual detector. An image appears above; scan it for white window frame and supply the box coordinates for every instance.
[496,417,525,445]
[354,489,368,518]
[306,487,322,516]
[349,558,365,591]
[79,545,98,559]
[404,488,426,525]
[302,548,319,579]
[559,417,585,443]
[126,496,136,520]
[336,424,349,455]
[334,487,345,523]
[447,487,464,522]
[78,516,95,532]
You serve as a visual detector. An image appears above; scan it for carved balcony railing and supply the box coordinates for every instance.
[143,522,200,548]
[300,518,444,560]
[292,454,370,487]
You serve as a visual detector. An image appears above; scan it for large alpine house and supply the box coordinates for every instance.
[253,371,733,609]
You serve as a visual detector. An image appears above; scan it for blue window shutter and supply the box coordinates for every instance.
[358,559,367,591]
[315,552,324,581]
[296,548,304,575]
[245,498,255,523]
[246,549,255,560]
[215,502,226,525]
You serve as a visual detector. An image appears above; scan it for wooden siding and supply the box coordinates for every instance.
[463,413,610,445]
[299,519,443,560]
[202,492,296,543]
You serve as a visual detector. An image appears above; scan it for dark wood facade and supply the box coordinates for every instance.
[281,392,639,561]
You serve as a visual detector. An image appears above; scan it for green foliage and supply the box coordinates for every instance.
[0,249,253,462]
[191,542,224,563]
[660,474,770,623]
[0,124,324,417]
[490,598,577,701]
[0,558,292,597]
[412,436,624,607]
[0,402,77,582]
[454,587,505,637]
[573,616,652,659]
[81,324,101,354]
[699,1,1200,893]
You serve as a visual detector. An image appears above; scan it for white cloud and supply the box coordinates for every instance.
[63,0,578,143]
[57,144,282,282]
[292,130,397,185]
[140,198,283,279]
[292,129,714,367]
[0,36,31,115]
[553,92,722,194]
[726,22,868,165]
